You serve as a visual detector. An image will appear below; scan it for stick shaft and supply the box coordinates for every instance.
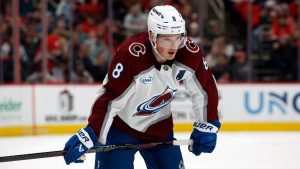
[0,151,66,163]
[0,139,192,163]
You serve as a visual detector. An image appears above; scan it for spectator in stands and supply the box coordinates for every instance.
[84,23,110,82]
[1,0,299,83]
[84,24,108,65]
[188,22,201,45]
[234,0,261,28]
[288,0,299,19]
[0,19,30,82]
[203,20,224,54]
[79,15,98,38]
[269,38,297,81]
[229,47,249,82]
[205,37,230,82]
[90,48,109,82]
[267,3,298,80]
[0,19,13,82]
[21,23,40,77]
[70,60,94,83]
[270,3,296,43]
[252,0,274,52]
[75,43,94,77]
[26,60,60,83]
[124,3,147,37]
[76,0,105,21]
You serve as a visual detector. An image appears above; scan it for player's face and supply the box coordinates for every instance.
[156,34,183,60]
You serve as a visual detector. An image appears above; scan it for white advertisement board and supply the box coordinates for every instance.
[31,84,300,124]
[34,85,99,125]
[0,85,32,126]
[0,83,299,133]
[219,84,300,122]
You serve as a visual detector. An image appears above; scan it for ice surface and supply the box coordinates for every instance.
[0,132,300,169]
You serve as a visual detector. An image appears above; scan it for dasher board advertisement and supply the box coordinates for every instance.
[219,84,300,122]
[0,86,32,127]
[34,85,99,125]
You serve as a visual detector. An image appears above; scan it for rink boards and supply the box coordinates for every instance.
[0,84,300,136]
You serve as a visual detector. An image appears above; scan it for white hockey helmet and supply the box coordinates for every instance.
[148,5,186,48]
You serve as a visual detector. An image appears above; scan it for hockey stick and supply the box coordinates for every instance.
[0,139,193,163]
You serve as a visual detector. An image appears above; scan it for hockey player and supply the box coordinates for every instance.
[63,5,221,169]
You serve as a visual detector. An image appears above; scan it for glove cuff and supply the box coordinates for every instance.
[76,127,98,148]
[193,121,219,133]
[209,120,221,129]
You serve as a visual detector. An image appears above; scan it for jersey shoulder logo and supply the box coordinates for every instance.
[134,86,177,116]
[176,70,186,81]
[129,42,146,57]
[185,39,199,53]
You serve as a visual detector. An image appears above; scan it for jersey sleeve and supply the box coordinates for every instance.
[182,46,219,123]
[88,48,134,144]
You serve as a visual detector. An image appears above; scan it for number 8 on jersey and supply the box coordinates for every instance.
[112,63,124,79]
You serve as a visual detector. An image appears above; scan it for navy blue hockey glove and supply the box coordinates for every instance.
[63,127,98,165]
[189,120,221,156]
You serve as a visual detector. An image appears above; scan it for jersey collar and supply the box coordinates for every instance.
[154,59,174,70]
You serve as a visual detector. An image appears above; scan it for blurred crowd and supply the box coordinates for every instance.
[0,0,299,84]
[227,0,299,81]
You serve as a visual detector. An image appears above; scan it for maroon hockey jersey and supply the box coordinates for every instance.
[88,32,219,144]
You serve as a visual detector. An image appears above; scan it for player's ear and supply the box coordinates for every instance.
[149,31,155,43]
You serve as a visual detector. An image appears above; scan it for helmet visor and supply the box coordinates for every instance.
[156,34,185,50]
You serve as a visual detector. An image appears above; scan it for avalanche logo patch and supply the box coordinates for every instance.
[129,42,146,57]
[185,39,199,53]
[134,86,177,116]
